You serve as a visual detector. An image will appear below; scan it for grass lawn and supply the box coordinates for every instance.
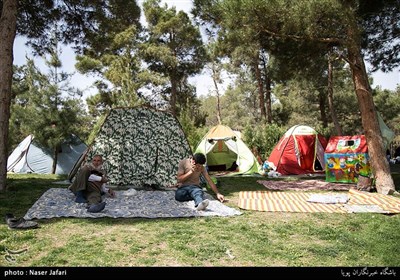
[1,168,400,268]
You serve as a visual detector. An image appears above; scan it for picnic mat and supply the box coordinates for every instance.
[238,188,400,214]
[24,188,242,220]
[257,179,354,191]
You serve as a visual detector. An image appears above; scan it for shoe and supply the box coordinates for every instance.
[5,213,16,224]
[196,199,209,211]
[75,191,87,203]
[87,201,106,213]
[5,214,38,230]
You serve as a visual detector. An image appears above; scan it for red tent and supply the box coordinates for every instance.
[268,125,328,175]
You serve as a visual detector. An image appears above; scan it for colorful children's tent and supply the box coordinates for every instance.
[7,134,87,174]
[324,135,372,183]
[69,106,192,187]
[267,125,328,175]
[194,124,260,175]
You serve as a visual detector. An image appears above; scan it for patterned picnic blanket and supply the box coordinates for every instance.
[24,188,242,220]
[238,189,400,214]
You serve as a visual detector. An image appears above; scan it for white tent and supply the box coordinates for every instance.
[7,134,87,174]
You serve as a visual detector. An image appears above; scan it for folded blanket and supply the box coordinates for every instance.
[307,194,349,204]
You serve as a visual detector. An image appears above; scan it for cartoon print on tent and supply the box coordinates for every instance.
[324,135,371,183]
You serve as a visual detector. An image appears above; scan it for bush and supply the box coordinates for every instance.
[243,123,284,161]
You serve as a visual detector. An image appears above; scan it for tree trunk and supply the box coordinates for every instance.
[318,90,328,128]
[347,46,395,195]
[254,60,266,122]
[327,57,343,135]
[170,77,177,116]
[265,76,272,123]
[211,66,222,124]
[52,146,58,174]
[0,0,18,191]
[260,50,272,123]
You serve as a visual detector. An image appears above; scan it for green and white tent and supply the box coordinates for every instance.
[194,124,260,175]
[69,107,192,187]
[377,111,394,150]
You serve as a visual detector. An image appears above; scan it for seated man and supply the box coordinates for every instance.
[88,170,115,198]
[69,155,115,213]
[175,153,225,211]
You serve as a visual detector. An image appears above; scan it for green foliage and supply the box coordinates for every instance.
[199,94,218,127]
[141,0,207,113]
[199,83,259,130]
[9,50,90,163]
[192,0,399,143]
[178,108,201,152]
[77,23,145,109]
[243,123,285,161]
[359,0,400,72]
[373,87,400,138]
[14,0,142,57]
[221,81,259,130]
[272,79,324,129]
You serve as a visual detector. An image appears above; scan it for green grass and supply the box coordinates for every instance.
[1,172,400,267]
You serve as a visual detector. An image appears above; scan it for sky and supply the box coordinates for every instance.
[12,0,400,101]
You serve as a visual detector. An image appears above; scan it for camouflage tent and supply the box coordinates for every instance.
[69,107,192,187]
